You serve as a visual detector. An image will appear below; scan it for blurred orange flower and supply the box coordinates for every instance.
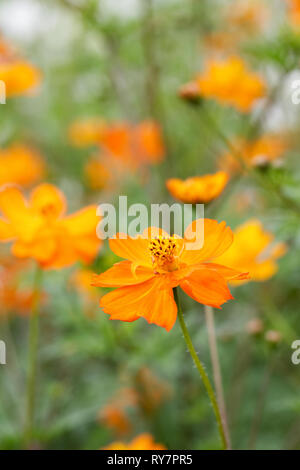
[99,368,169,436]
[103,433,166,450]
[101,120,165,168]
[0,144,45,187]
[99,387,138,436]
[0,256,39,316]
[0,184,101,269]
[100,406,133,437]
[214,220,287,283]
[69,119,165,171]
[71,268,99,302]
[133,121,165,164]
[203,1,268,56]
[84,156,112,191]
[166,172,229,204]
[0,35,41,98]
[203,31,241,56]
[92,220,249,331]
[101,123,134,169]
[134,367,171,415]
[196,56,266,112]
[68,119,106,147]
[226,0,268,33]
[287,0,300,26]
[219,135,288,174]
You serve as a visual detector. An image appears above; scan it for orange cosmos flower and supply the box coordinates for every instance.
[103,433,166,450]
[99,369,169,436]
[100,123,136,171]
[92,220,249,331]
[0,183,101,269]
[214,220,287,283]
[0,284,35,316]
[287,0,300,26]
[219,135,288,175]
[101,121,165,168]
[99,387,138,437]
[71,268,99,302]
[133,121,165,164]
[69,119,165,171]
[0,144,45,187]
[226,0,268,33]
[203,31,242,56]
[166,172,229,204]
[203,0,268,56]
[0,36,41,98]
[242,134,288,167]
[68,119,106,147]
[196,56,266,112]
[100,406,132,437]
[134,367,171,415]
[84,156,112,191]
[0,256,42,316]
[0,61,41,98]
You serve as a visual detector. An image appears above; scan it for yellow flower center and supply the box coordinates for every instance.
[149,236,181,273]
[40,203,58,219]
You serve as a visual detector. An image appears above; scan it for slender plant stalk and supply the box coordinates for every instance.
[204,305,231,449]
[173,287,228,450]
[24,265,42,449]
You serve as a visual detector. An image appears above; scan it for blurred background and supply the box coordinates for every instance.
[1,0,300,450]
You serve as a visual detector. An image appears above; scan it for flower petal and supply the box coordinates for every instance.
[0,218,16,241]
[142,226,170,238]
[61,205,99,236]
[201,262,250,281]
[30,183,66,219]
[0,185,28,221]
[0,60,41,97]
[100,276,177,331]
[92,260,155,287]
[109,235,152,267]
[180,267,233,308]
[70,235,101,263]
[12,236,57,264]
[182,219,233,265]
[243,260,277,283]
[0,185,42,241]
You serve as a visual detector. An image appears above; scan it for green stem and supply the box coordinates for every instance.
[204,305,231,449]
[173,287,227,450]
[24,265,42,449]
